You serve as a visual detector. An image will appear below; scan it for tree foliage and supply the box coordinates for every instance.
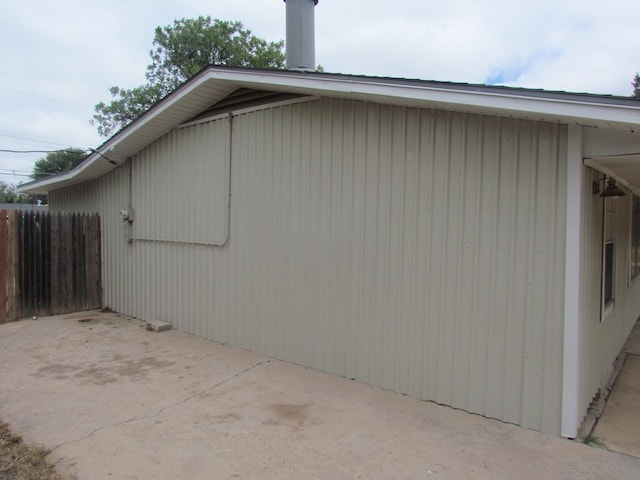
[92,84,162,139]
[633,73,640,98]
[0,180,25,203]
[32,149,87,180]
[0,180,45,205]
[92,16,286,137]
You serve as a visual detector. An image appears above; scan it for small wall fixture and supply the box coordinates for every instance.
[593,176,626,198]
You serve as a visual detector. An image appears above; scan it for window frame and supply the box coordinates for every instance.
[601,208,615,320]
[630,195,640,283]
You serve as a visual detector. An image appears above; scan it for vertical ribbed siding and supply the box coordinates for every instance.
[579,167,640,424]
[230,99,566,433]
[49,97,567,434]
[132,120,230,244]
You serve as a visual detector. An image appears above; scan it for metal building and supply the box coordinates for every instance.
[20,68,640,437]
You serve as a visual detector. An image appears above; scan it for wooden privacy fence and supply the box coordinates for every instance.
[0,210,101,323]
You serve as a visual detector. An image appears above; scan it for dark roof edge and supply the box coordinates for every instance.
[202,65,640,107]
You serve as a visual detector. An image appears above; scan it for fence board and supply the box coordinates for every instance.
[0,210,101,321]
[50,213,59,315]
[0,210,7,323]
[7,211,18,321]
[17,211,26,316]
[64,213,74,312]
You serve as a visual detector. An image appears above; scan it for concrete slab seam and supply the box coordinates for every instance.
[48,358,272,454]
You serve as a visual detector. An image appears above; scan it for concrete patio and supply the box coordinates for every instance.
[591,320,640,458]
[0,311,638,479]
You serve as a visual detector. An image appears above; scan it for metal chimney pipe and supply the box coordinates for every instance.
[284,0,318,71]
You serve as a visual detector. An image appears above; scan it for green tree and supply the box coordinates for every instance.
[0,180,24,203]
[32,149,86,180]
[633,73,640,98]
[92,16,286,137]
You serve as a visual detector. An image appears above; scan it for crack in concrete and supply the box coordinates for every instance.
[50,358,272,453]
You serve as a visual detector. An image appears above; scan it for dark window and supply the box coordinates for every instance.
[604,241,614,306]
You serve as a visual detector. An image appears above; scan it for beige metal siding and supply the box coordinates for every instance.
[579,168,640,421]
[50,98,567,434]
[132,120,230,244]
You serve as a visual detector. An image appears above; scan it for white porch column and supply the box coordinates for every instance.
[562,124,583,438]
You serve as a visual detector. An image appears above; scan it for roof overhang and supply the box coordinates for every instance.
[19,67,640,194]
[582,127,640,194]
[584,154,640,196]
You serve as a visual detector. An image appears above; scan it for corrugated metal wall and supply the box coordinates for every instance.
[579,167,640,421]
[51,97,567,434]
[133,121,230,244]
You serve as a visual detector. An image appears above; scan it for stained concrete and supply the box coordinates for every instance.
[1,311,639,479]
[592,321,640,458]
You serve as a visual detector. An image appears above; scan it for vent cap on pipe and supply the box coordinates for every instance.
[284,0,318,72]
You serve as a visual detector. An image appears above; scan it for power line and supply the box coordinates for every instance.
[0,167,87,178]
[0,86,92,110]
[87,148,118,165]
[0,149,89,154]
[0,137,67,150]
[0,128,87,149]
[0,171,31,178]
[1,147,119,169]
[0,168,31,174]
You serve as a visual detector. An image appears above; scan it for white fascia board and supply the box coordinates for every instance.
[98,72,229,151]
[17,152,101,194]
[204,70,640,130]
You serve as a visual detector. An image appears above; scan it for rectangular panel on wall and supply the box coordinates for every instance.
[132,118,230,244]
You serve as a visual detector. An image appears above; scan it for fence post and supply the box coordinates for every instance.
[50,213,59,315]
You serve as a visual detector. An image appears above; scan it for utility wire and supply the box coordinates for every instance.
[0,127,85,147]
[0,167,63,177]
[0,86,92,110]
[0,172,31,178]
[0,168,31,174]
[0,147,118,167]
[0,149,88,154]
[87,148,118,165]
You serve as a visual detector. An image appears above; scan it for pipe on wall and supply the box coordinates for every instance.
[129,113,234,247]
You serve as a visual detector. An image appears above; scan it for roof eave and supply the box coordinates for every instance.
[19,67,640,194]
[234,69,640,130]
[18,68,238,194]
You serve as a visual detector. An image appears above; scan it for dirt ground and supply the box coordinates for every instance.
[1,311,639,479]
[0,421,62,480]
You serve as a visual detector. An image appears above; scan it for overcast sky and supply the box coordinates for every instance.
[1,0,638,185]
